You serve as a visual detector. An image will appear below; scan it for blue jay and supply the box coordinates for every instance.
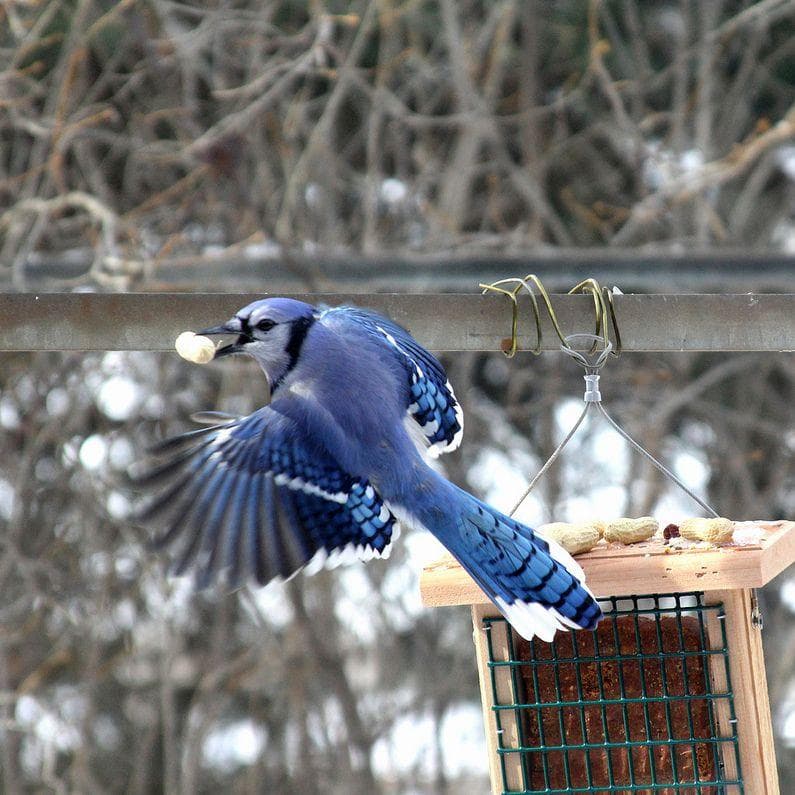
[137,298,602,641]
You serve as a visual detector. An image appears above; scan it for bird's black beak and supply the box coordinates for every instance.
[198,320,250,359]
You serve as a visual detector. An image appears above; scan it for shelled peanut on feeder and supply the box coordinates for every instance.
[538,522,601,555]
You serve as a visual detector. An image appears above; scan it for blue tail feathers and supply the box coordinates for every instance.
[413,482,603,641]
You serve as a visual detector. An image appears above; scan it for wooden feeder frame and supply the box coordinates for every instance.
[421,521,795,794]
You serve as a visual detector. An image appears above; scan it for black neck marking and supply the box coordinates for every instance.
[272,315,315,391]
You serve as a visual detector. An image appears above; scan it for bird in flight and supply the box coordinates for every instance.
[136,298,602,641]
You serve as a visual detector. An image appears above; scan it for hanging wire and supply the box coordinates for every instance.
[508,401,589,516]
[480,270,717,519]
[593,401,718,518]
[506,332,718,518]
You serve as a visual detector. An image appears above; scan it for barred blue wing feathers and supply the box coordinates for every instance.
[324,307,463,456]
[134,406,398,587]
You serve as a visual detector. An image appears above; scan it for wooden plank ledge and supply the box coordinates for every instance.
[420,520,795,606]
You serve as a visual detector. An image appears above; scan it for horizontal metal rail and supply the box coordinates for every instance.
[1,292,794,353]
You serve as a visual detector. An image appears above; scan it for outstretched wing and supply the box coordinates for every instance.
[132,406,398,588]
[326,307,464,457]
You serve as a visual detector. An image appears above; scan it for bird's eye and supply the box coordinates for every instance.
[256,319,276,332]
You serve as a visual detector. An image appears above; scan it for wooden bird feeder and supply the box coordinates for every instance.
[421,520,795,794]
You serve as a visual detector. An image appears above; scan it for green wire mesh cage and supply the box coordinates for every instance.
[483,592,743,795]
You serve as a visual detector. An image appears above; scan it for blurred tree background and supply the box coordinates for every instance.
[3,1,795,792]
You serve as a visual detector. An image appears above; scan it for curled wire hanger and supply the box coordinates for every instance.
[479,274,622,358]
